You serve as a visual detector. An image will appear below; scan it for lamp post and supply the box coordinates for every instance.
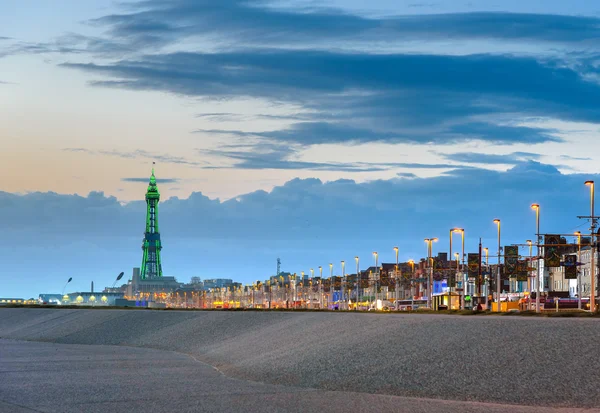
[424,238,438,308]
[61,277,73,296]
[300,271,305,308]
[373,252,379,307]
[574,233,582,310]
[451,228,465,308]
[531,204,541,313]
[318,266,323,309]
[341,260,346,309]
[408,259,415,305]
[329,263,333,309]
[525,240,532,310]
[585,180,596,312]
[355,256,360,311]
[493,219,501,312]
[483,247,489,301]
[394,247,399,309]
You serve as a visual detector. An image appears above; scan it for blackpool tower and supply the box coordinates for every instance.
[140,166,163,279]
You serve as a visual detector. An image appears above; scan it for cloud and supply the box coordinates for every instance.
[121,177,180,183]
[81,0,600,52]
[202,143,400,171]
[396,172,417,178]
[1,160,584,239]
[64,50,591,152]
[437,151,542,165]
[559,154,593,161]
[63,147,206,167]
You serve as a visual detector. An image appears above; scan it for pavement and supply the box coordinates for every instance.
[1,339,597,413]
[2,308,600,411]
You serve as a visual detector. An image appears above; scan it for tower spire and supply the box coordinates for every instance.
[140,164,163,279]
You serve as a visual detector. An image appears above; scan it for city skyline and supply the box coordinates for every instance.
[3,0,600,296]
[2,162,599,298]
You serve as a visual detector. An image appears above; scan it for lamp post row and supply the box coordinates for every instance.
[184,181,597,312]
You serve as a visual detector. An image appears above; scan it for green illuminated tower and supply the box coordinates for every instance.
[140,167,163,279]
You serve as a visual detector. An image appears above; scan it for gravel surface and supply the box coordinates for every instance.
[1,308,599,408]
[4,338,592,413]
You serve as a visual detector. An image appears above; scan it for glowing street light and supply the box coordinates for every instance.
[493,219,501,312]
[373,252,379,305]
[450,228,465,307]
[355,256,360,310]
[394,247,399,309]
[408,259,415,302]
[531,204,541,313]
[424,238,438,308]
[341,260,346,309]
[585,181,596,312]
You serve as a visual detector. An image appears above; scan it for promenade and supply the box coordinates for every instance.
[1,308,600,412]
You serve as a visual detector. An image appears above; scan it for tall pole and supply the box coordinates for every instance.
[355,256,359,311]
[373,252,378,307]
[586,181,596,312]
[461,230,465,306]
[449,230,454,307]
[341,260,346,309]
[408,259,415,305]
[531,204,541,313]
[319,266,323,309]
[329,263,333,309]
[526,240,532,310]
[61,277,72,296]
[310,269,314,309]
[424,238,438,308]
[494,219,501,312]
[477,238,482,298]
[483,247,489,303]
[574,233,581,310]
[301,271,305,308]
[394,247,399,309]
[451,229,465,308]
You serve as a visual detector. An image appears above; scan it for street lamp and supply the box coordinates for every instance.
[574,232,582,310]
[373,252,379,306]
[585,180,596,312]
[525,240,532,306]
[482,247,489,300]
[61,277,73,295]
[355,256,360,311]
[341,260,346,309]
[531,204,541,313]
[450,228,465,307]
[424,238,438,308]
[408,259,415,304]
[493,219,501,312]
[394,247,399,308]
[318,266,323,308]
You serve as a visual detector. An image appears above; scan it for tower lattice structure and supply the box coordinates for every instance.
[140,168,163,279]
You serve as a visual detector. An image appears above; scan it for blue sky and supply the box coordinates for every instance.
[2,0,600,297]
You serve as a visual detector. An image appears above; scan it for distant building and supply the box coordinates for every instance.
[0,298,26,305]
[125,267,181,297]
[190,276,201,285]
[64,292,124,306]
[203,279,234,289]
[38,294,64,304]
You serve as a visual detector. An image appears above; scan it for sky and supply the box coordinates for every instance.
[2,0,600,297]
